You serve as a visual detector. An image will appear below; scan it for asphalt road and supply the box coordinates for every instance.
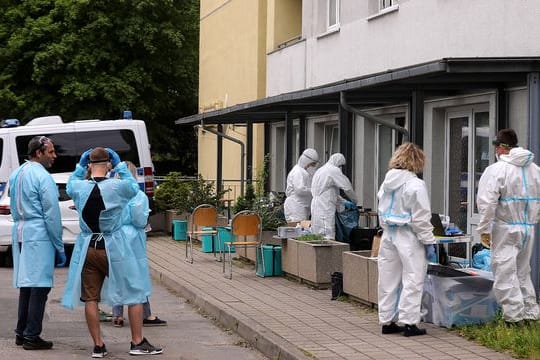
[0,267,267,359]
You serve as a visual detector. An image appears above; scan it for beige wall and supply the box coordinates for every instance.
[198,0,268,196]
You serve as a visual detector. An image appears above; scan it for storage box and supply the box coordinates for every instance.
[256,245,283,277]
[201,226,236,253]
[172,220,187,241]
[422,269,499,328]
[277,226,301,238]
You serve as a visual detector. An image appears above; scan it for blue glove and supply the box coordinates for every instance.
[79,148,92,168]
[55,250,67,268]
[344,200,356,210]
[105,148,121,167]
[425,244,437,263]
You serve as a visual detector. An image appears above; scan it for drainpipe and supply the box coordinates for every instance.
[195,124,245,197]
[340,91,409,141]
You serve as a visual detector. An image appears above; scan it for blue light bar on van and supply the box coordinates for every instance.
[123,111,133,120]
[1,118,20,127]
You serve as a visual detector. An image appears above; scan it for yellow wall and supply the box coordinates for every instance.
[198,0,268,197]
[266,0,302,52]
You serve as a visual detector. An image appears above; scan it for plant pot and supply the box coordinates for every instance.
[282,238,350,289]
[342,250,378,306]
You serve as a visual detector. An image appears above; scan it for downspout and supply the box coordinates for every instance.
[340,91,409,141]
[195,124,245,197]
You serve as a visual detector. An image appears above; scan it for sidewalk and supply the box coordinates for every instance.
[146,235,512,360]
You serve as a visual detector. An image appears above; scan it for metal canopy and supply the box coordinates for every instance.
[175,57,540,126]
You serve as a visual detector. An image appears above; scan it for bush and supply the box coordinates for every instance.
[154,172,228,214]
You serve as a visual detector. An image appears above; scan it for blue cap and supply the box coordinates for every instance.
[123,111,133,120]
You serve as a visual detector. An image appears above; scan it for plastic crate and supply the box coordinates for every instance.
[202,226,236,253]
[172,220,187,241]
[256,245,283,277]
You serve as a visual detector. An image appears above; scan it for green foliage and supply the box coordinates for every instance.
[454,313,540,358]
[231,155,287,230]
[296,233,325,242]
[154,173,227,214]
[0,0,199,173]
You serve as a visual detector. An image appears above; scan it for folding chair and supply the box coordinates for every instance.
[186,204,218,264]
[222,210,263,279]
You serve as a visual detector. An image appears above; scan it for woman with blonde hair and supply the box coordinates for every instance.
[377,142,435,337]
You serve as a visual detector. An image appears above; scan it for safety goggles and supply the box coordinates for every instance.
[492,138,511,149]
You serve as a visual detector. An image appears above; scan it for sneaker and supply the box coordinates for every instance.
[15,334,24,346]
[92,344,108,358]
[403,324,427,337]
[143,317,167,327]
[381,322,404,334]
[22,336,53,350]
[129,337,163,355]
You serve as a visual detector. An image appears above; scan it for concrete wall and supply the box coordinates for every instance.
[268,0,540,96]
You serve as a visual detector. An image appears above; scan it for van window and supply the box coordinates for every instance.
[16,130,140,173]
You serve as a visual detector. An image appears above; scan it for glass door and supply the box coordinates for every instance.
[446,107,490,235]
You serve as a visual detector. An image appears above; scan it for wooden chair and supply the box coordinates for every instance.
[222,210,263,279]
[186,204,218,264]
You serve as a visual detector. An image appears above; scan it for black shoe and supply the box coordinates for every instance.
[92,344,108,358]
[143,316,167,327]
[15,334,24,346]
[403,324,427,337]
[22,336,53,350]
[382,322,404,334]
[129,337,163,355]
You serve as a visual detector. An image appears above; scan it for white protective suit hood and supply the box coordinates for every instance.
[283,148,319,222]
[499,147,534,167]
[380,168,417,192]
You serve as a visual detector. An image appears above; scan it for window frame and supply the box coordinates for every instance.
[327,0,340,32]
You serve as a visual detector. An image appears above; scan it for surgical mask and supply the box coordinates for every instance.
[495,153,500,162]
[307,166,316,176]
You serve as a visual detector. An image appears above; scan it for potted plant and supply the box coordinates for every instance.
[281,233,350,289]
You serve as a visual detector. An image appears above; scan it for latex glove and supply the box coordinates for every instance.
[343,200,356,210]
[79,148,93,168]
[105,148,121,167]
[480,233,491,249]
[425,244,437,263]
[55,250,67,268]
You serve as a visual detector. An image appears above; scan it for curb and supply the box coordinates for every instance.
[149,267,309,360]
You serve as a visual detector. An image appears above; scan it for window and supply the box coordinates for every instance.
[16,130,140,173]
[327,0,340,31]
[376,116,405,187]
[324,123,339,161]
[380,0,393,10]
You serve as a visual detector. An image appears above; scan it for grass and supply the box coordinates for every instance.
[453,313,540,359]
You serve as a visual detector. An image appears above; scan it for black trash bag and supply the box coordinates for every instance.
[335,207,359,243]
[331,272,343,300]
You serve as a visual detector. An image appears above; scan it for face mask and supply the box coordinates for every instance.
[307,166,316,176]
[495,153,500,162]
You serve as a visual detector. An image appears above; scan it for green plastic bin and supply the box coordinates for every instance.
[256,245,282,277]
[172,220,187,241]
[217,226,235,253]
[202,226,236,253]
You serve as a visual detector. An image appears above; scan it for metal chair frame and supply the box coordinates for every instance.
[222,210,263,279]
[185,203,218,264]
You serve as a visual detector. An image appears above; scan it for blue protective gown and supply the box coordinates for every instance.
[61,162,150,309]
[10,161,63,288]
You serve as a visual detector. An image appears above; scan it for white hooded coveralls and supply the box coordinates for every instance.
[284,149,318,222]
[310,153,357,238]
[377,169,434,326]
[476,147,540,322]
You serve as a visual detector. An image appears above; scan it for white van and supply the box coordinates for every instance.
[0,115,155,264]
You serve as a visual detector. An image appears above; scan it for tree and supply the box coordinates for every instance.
[0,0,199,174]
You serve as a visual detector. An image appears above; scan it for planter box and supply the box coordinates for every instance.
[342,250,378,306]
[282,238,350,289]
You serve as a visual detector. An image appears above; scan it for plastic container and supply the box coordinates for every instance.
[277,226,301,238]
[256,245,283,277]
[217,226,235,253]
[202,226,236,253]
[201,227,217,252]
[172,220,187,241]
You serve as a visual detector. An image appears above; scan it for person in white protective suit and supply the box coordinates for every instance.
[10,136,66,350]
[284,148,319,223]
[310,153,357,238]
[477,128,540,325]
[377,143,434,337]
[62,147,162,357]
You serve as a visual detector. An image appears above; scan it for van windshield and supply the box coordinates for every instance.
[16,130,140,173]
